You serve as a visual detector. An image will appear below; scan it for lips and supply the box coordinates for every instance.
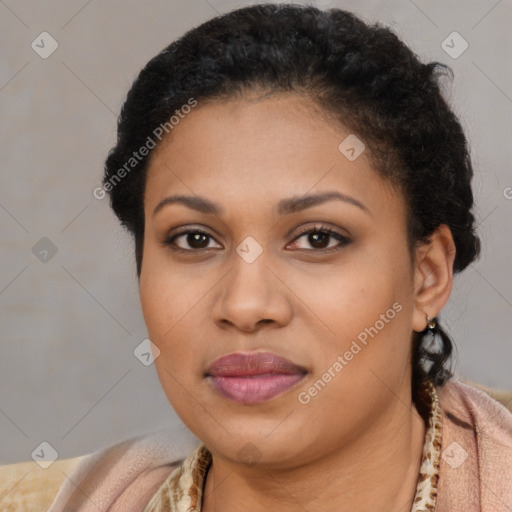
[206,351,307,377]
[205,352,307,404]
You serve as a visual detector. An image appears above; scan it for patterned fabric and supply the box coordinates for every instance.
[143,379,442,512]
[412,378,443,511]
[143,444,211,512]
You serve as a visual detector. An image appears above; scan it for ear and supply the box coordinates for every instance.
[411,224,456,333]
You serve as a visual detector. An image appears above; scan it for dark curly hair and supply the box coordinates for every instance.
[102,3,481,391]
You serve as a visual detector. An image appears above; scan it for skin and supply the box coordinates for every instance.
[139,91,456,512]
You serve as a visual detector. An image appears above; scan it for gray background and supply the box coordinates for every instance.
[1,0,511,465]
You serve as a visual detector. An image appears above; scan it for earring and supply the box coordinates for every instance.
[425,314,437,335]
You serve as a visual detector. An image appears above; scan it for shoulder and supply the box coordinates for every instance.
[43,428,194,512]
[438,379,512,437]
[435,379,512,511]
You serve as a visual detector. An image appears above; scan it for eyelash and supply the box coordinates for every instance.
[161,224,351,254]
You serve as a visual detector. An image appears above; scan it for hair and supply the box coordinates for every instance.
[103,3,481,391]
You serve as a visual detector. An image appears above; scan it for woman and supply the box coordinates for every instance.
[48,3,512,511]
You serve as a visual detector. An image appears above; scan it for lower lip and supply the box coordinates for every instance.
[208,374,306,404]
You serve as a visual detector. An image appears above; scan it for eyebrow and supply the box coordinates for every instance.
[152,191,370,218]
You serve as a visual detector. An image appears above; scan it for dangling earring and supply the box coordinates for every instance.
[425,314,437,335]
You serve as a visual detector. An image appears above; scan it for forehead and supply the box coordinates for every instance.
[144,93,402,219]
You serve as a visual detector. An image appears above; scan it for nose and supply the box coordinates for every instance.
[212,248,293,333]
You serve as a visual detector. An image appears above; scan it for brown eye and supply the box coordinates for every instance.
[184,232,210,249]
[307,231,331,249]
[288,225,351,252]
[162,229,222,251]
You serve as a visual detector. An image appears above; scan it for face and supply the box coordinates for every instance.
[139,92,419,468]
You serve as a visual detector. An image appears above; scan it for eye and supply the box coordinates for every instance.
[162,228,222,252]
[161,223,351,254]
[287,224,351,252]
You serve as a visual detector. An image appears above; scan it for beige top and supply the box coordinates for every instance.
[143,379,442,512]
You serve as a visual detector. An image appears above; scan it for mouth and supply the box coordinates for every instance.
[205,351,307,404]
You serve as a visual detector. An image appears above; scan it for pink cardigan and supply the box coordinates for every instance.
[47,380,512,511]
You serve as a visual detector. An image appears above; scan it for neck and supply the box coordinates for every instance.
[202,392,427,512]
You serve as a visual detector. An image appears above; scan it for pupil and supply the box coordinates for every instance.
[189,233,208,248]
[310,232,328,248]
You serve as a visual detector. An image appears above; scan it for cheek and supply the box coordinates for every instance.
[139,251,209,377]
[313,248,413,379]
[318,256,406,338]
[139,267,170,342]
[139,269,202,420]
[139,245,193,339]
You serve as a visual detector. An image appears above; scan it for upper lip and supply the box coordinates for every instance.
[206,351,307,377]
